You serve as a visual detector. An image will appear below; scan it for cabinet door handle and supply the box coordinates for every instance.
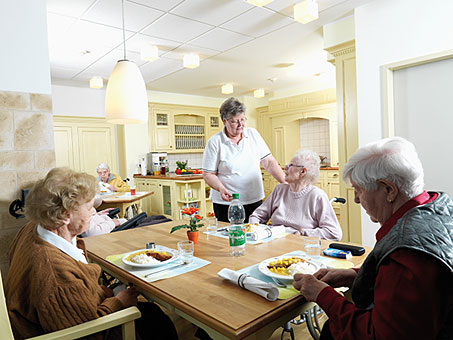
[333,173,338,177]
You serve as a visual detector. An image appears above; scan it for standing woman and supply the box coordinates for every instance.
[202,97,285,222]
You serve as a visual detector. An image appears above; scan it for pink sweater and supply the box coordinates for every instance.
[249,184,342,240]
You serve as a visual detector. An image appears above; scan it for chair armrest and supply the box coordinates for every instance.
[27,307,141,340]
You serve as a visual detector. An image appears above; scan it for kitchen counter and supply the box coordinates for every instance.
[134,173,204,180]
[320,167,339,170]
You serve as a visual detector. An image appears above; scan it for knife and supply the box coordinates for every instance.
[144,263,187,278]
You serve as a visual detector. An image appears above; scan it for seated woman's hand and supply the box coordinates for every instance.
[116,286,138,308]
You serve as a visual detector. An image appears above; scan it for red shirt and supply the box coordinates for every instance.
[317,191,452,340]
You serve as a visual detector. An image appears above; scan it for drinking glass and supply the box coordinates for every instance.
[206,217,218,234]
[178,240,194,264]
[130,186,136,195]
[304,236,321,258]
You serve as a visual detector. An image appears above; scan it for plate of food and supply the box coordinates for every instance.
[122,246,178,268]
[258,255,320,281]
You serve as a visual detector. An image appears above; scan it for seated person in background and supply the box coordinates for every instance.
[96,162,130,192]
[5,167,178,339]
[249,149,342,241]
[81,195,127,237]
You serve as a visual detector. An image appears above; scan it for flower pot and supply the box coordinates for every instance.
[187,230,199,244]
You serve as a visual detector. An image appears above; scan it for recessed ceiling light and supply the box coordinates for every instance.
[89,76,103,89]
[246,0,274,7]
[294,0,319,24]
[141,44,159,62]
[254,89,265,98]
[221,83,233,94]
[273,63,294,68]
[183,53,200,69]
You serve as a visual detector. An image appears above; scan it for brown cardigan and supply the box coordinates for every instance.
[5,222,124,340]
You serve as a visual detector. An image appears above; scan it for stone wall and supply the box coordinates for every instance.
[0,90,55,276]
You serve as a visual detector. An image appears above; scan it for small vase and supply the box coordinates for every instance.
[187,230,199,244]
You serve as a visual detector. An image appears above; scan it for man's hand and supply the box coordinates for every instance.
[293,274,329,301]
[116,286,138,307]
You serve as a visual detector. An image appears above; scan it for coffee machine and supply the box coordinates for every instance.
[147,152,167,174]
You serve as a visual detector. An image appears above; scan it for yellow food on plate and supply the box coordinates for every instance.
[245,223,258,232]
[126,250,172,263]
[267,257,307,276]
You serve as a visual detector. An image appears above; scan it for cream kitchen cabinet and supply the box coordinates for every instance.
[53,116,118,177]
[149,103,218,154]
[134,175,208,220]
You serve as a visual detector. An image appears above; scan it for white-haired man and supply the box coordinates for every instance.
[96,163,130,192]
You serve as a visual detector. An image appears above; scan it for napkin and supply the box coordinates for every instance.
[218,268,279,301]
[248,225,286,241]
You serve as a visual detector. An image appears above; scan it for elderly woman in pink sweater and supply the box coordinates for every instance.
[249,149,342,240]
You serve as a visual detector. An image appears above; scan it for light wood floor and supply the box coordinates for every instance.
[166,306,328,340]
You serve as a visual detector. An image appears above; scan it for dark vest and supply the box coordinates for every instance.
[351,192,453,339]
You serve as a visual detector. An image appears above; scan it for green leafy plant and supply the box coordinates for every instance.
[170,214,204,233]
[176,160,188,170]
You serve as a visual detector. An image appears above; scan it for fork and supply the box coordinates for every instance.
[271,277,288,288]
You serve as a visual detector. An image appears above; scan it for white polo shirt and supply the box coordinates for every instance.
[202,127,271,205]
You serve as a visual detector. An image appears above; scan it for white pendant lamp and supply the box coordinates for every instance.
[221,83,233,94]
[294,0,319,24]
[254,88,265,98]
[246,0,274,6]
[183,53,200,69]
[105,0,148,124]
[90,76,103,89]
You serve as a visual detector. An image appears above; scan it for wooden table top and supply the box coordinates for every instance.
[84,221,370,339]
[100,191,153,204]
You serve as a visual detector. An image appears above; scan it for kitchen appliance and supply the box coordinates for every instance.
[147,152,167,174]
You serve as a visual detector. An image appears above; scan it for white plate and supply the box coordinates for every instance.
[122,246,179,268]
[258,255,320,281]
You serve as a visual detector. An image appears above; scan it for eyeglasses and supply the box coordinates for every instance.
[285,163,304,170]
[227,117,247,126]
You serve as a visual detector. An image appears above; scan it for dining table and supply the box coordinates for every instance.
[98,191,153,218]
[83,220,371,340]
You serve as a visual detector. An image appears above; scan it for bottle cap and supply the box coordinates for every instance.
[232,193,239,199]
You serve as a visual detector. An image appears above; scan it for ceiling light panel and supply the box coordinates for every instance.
[65,20,134,50]
[189,27,253,52]
[46,0,97,17]
[125,34,180,54]
[139,57,183,82]
[221,7,293,38]
[254,88,265,98]
[82,0,164,32]
[163,44,219,61]
[141,13,213,43]
[183,54,200,68]
[171,0,252,26]
[130,0,183,12]
[90,76,103,88]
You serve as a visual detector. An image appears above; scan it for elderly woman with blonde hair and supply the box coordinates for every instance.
[293,137,453,340]
[249,149,342,240]
[5,167,178,339]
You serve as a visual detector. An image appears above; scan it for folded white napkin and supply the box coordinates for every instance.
[248,225,286,241]
[218,268,279,301]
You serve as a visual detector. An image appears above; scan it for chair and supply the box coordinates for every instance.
[0,271,141,340]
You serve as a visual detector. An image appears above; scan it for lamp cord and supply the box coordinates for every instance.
[122,0,126,60]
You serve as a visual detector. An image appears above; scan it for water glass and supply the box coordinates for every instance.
[206,217,218,234]
[130,186,136,195]
[304,236,321,258]
[178,240,194,264]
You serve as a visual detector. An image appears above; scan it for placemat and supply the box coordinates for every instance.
[106,252,210,283]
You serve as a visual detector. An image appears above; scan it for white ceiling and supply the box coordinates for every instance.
[47,0,374,98]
